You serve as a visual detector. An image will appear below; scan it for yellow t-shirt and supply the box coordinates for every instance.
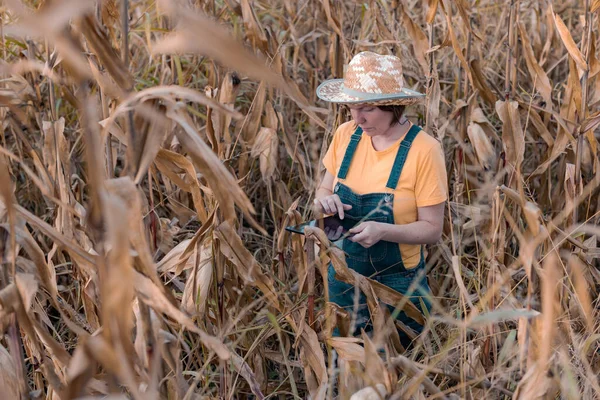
[322,121,448,269]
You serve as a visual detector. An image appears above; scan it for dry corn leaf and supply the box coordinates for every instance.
[133,271,230,359]
[399,4,429,75]
[104,178,168,298]
[529,57,581,175]
[181,242,213,315]
[540,251,561,370]
[263,101,278,131]
[568,255,594,332]
[426,0,439,24]
[467,122,495,170]
[0,156,16,272]
[326,337,365,363]
[299,324,328,400]
[440,0,473,87]
[592,0,600,12]
[565,56,583,118]
[14,19,93,83]
[157,238,193,274]
[152,7,286,89]
[0,345,19,400]
[523,202,542,236]
[41,118,64,184]
[589,31,600,79]
[580,109,600,133]
[392,356,444,398]
[4,0,95,38]
[350,384,387,400]
[451,255,475,309]
[426,75,441,134]
[518,22,553,109]
[470,59,497,106]
[551,6,588,71]
[526,108,555,146]
[131,105,169,184]
[101,86,241,141]
[513,362,560,400]
[155,149,208,224]
[167,102,264,233]
[83,335,141,398]
[204,86,219,152]
[213,72,242,147]
[242,83,267,144]
[89,58,124,101]
[230,352,266,399]
[101,192,135,352]
[362,332,391,392]
[564,163,581,223]
[132,300,161,370]
[15,273,37,313]
[77,14,133,91]
[16,205,97,271]
[539,5,555,67]
[455,0,482,41]
[240,0,269,53]
[282,76,327,129]
[42,118,74,239]
[277,111,311,187]
[438,99,468,140]
[320,0,343,39]
[530,127,571,176]
[214,221,280,310]
[14,225,58,302]
[251,127,278,182]
[495,100,525,170]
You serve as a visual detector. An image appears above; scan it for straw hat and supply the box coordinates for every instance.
[316,51,425,105]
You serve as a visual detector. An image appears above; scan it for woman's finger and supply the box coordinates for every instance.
[313,198,324,213]
[318,198,328,213]
[334,225,344,240]
[325,197,336,214]
[349,232,368,247]
[333,196,346,219]
[348,223,365,234]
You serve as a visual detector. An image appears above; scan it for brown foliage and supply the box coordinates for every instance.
[0,0,599,399]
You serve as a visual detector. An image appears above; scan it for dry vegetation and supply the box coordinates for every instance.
[0,0,599,398]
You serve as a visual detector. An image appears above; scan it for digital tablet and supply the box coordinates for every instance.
[285,215,356,241]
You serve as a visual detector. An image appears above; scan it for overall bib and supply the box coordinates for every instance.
[327,124,431,343]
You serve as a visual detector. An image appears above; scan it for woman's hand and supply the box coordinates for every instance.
[324,224,344,241]
[348,221,386,248]
[313,194,352,219]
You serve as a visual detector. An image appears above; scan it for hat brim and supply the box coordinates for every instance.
[316,79,425,106]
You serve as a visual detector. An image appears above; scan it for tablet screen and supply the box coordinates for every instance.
[285,215,356,241]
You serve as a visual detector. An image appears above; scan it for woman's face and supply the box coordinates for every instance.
[348,105,395,137]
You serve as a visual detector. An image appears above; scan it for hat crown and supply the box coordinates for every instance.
[343,52,404,95]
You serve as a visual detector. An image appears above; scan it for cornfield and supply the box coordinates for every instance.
[0,0,599,398]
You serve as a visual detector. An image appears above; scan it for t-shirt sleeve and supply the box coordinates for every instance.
[322,122,351,176]
[415,141,448,207]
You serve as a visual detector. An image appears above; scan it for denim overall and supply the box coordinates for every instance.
[328,124,431,344]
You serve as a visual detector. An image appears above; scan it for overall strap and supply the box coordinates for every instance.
[385,124,421,190]
[337,126,363,180]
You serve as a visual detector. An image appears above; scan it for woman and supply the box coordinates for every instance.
[314,52,448,345]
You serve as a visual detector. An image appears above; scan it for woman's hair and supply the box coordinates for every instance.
[377,105,406,125]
